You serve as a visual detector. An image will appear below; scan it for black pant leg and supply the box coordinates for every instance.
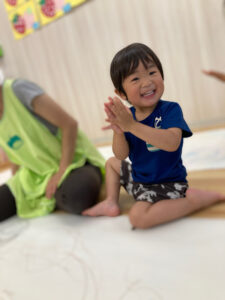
[55,164,102,215]
[0,184,17,222]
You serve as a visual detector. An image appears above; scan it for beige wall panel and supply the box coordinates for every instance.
[0,0,225,143]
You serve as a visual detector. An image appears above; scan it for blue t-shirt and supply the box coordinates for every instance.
[125,100,192,184]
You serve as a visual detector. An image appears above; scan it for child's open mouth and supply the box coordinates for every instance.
[141,90,156,97]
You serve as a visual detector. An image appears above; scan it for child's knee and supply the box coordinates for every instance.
[106,156,115,168]
[128,208,150,229]
[106,156,121,173]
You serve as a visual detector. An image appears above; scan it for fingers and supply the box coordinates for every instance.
[102,124,113,131]
[104,104,115,119]
[105,98,125,119]
[202,69,210,75]
[46,185,55,199]
[102,124,123,134]
[45,178,58,199]
[102,125,123,134]
[202,70,225,81]
[203,70,219,77]
[108,96,120,103]
[103,96,126,133]
[106,97,126,117]
[125,105,132,114]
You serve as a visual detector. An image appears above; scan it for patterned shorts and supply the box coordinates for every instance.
[120,160,188,203]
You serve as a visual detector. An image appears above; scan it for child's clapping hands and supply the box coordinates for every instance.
[103,97,134,133]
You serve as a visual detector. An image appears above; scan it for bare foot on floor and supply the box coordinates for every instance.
[82,199,120,217]
[186,188,225,203]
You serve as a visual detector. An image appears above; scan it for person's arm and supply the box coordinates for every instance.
[128,123,182,152]
[0,148,19,174]
[202,70,225,82]
[109,97,182,152]
[32,93,78,199]
[112,132,129,160]
[11,163,20,175]
[103,99,129,160]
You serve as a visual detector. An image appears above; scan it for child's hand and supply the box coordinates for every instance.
[102,97,123,134]
[108,97,134,132]
[102,123,123,134]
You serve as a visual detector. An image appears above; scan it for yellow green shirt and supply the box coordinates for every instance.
[0,79,105,218]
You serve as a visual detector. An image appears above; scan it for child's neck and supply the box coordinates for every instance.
[134,104,157,121]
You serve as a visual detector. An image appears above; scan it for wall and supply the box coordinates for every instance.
[0,0,225,143]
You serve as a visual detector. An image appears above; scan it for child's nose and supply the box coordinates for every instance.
[142,76,152,86]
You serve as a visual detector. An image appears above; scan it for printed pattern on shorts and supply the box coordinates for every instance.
[120,160,188,203]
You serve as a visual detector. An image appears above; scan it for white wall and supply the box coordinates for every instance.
[0,0,225,143]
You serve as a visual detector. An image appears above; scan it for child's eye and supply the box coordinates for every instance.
[149,71,156,75]
[131,77,139,82]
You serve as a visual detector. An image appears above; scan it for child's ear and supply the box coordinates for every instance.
[114,89,127,101]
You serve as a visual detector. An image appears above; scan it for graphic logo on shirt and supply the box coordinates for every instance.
[146,143,160,152]
[7,135,23,149]
[146,116,162,152]
[154,116,162,129]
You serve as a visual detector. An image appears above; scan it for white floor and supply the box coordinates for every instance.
[1,128,225,300]
[0,214,225,300]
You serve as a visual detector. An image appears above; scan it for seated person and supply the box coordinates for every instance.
[0,78,105,222]
[83,43,225,229]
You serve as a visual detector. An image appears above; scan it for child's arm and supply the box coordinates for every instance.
[129,123,182,152]
[103,99,129,160]
[112,132,129,160]
[110,97,182,152]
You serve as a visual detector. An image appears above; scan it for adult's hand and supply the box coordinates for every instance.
[202,70,225,82]
[45,170,63,199]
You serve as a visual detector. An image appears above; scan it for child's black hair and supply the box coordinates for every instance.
[110,43,164,96]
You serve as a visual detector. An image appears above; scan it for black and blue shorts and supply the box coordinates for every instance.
[120,160,188,203]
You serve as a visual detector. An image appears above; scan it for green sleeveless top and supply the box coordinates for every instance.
[0,79,105,218]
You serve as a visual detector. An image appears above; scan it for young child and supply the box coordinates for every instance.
[83,43,225,229]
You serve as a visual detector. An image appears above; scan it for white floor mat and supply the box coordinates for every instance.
[0,214,225,300]
[182,128,225,171]
[98,128,225,172]
[0,168,12,185]
[1,129,225,300]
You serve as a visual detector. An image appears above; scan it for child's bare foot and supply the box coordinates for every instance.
[186,188,225,205]
[82,199,120,217]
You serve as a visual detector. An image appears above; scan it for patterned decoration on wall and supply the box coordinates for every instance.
[4,0,87,40]
[4,0,25,12]
[8,1,40,40]
[37,0,86,25]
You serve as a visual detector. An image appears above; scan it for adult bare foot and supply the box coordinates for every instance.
[82,199,120,217]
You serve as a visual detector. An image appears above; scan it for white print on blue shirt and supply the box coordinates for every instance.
[146,116,162,152]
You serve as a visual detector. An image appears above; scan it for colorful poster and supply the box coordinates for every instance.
[4,0,26,12]
[5,0,87,39]
[69,0,86,8]
[36,0,69,26]
[36,0,87,26]
[9,1,40,40]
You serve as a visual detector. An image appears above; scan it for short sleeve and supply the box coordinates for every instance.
[161,102,192,138]
[12,79,44,111]
[12,79,57,135]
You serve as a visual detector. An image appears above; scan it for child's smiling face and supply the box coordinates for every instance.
[118,60,164,113]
